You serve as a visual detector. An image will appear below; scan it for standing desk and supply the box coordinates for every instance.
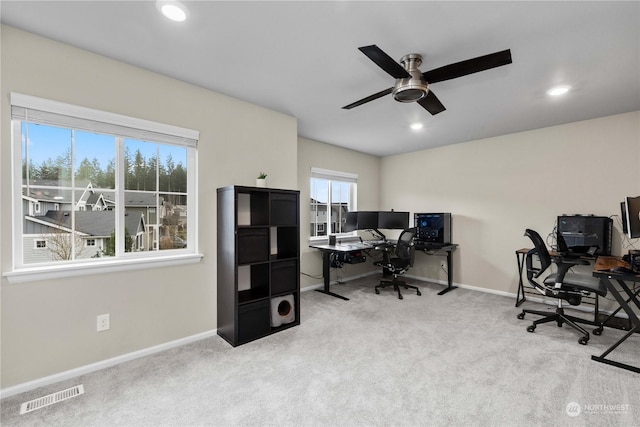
[310,241,458,299]
[414,243,459,295]
[591,256,640,373]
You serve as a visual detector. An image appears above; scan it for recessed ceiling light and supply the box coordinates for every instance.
[156,1,189,22]
[547,85,571,96]
[410,123,423,130]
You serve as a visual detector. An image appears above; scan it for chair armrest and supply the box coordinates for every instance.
[551,256,589,283]
[551,255,590,266]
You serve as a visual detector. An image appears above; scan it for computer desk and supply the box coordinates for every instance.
[309,241,458,300]
[591,256,640,373]
[309,241,387,300]
[414,242,459,295]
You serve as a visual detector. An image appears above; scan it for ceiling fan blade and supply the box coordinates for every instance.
[358,45,411,79]
[422,49,512,84]
[342,87,393,109]
[417,90,446,115]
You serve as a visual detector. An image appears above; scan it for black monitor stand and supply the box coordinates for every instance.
[369,228,386,242]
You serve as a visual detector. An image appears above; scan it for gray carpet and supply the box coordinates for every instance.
[2,276,639,426]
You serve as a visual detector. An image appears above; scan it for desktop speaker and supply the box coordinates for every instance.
[270,294,295,327]
[557,215,612,256]
[414,213,451,244]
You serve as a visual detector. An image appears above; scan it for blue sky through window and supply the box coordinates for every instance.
[23,123,186,173]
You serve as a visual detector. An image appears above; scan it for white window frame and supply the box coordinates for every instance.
[309,167,357,242]
[5,93,203,283]
[34,240,47,249]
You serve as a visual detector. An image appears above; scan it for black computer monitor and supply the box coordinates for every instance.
[344,211,358,232]
[377,211,409,229]
[356,211,379,230]
[623,196,640,239]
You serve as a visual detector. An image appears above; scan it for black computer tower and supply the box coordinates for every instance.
[414,213,451,244]
[557,215,612,256]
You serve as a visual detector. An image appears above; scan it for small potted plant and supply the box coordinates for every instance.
[256,172,267,187]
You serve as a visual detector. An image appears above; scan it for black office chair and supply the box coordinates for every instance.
[517,229,607,345]
[374,228,421,299]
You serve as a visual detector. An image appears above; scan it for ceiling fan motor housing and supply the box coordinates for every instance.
[392,53,429,103]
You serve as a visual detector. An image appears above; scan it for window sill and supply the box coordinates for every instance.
[3,253,204,284]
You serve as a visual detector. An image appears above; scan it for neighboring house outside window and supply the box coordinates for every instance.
[310,167,357,239]
[9,93,199,277]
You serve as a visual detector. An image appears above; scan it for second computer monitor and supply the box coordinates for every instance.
[377,211,409,229]
[356,211,379,230]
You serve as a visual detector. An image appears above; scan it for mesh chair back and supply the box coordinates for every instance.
[395,228,416,267]
[524,229,552,292]
[525,229,551,272]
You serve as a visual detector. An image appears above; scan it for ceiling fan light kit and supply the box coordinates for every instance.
[392,54,429,103]
[343,44,512,117]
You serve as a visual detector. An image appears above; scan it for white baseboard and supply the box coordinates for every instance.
[404,274,515,298]
[0,330,217,400]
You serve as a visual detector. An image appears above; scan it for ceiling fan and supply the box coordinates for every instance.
[342,45,512,115]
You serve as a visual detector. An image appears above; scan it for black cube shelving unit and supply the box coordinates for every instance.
[217,185,300,346]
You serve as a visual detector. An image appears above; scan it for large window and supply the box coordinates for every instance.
[9,93,199,276]
[310,167,357,239]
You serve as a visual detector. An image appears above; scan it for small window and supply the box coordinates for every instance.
[35,240,47,249]
[86,239,96,247]
[310,167,357,239]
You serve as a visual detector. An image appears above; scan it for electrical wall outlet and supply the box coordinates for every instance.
[96,314,110,332]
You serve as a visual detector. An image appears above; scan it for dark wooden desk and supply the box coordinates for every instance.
[591,256,640,373]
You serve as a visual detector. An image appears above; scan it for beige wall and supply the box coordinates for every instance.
[1,26,297,388]
[381,111,640,295]
[297,137,380,289]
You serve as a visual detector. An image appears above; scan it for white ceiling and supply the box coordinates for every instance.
[1,1,639,157]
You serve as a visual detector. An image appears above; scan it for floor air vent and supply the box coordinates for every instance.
[20,385,84,415]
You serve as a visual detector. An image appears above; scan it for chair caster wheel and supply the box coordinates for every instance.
[417,291,422,296]
[398,295,403,300]
[526,325,536,333]
[593,328,602,336]
[578,337,589,345]
[375,289,380,294]
[517,313,525,320]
